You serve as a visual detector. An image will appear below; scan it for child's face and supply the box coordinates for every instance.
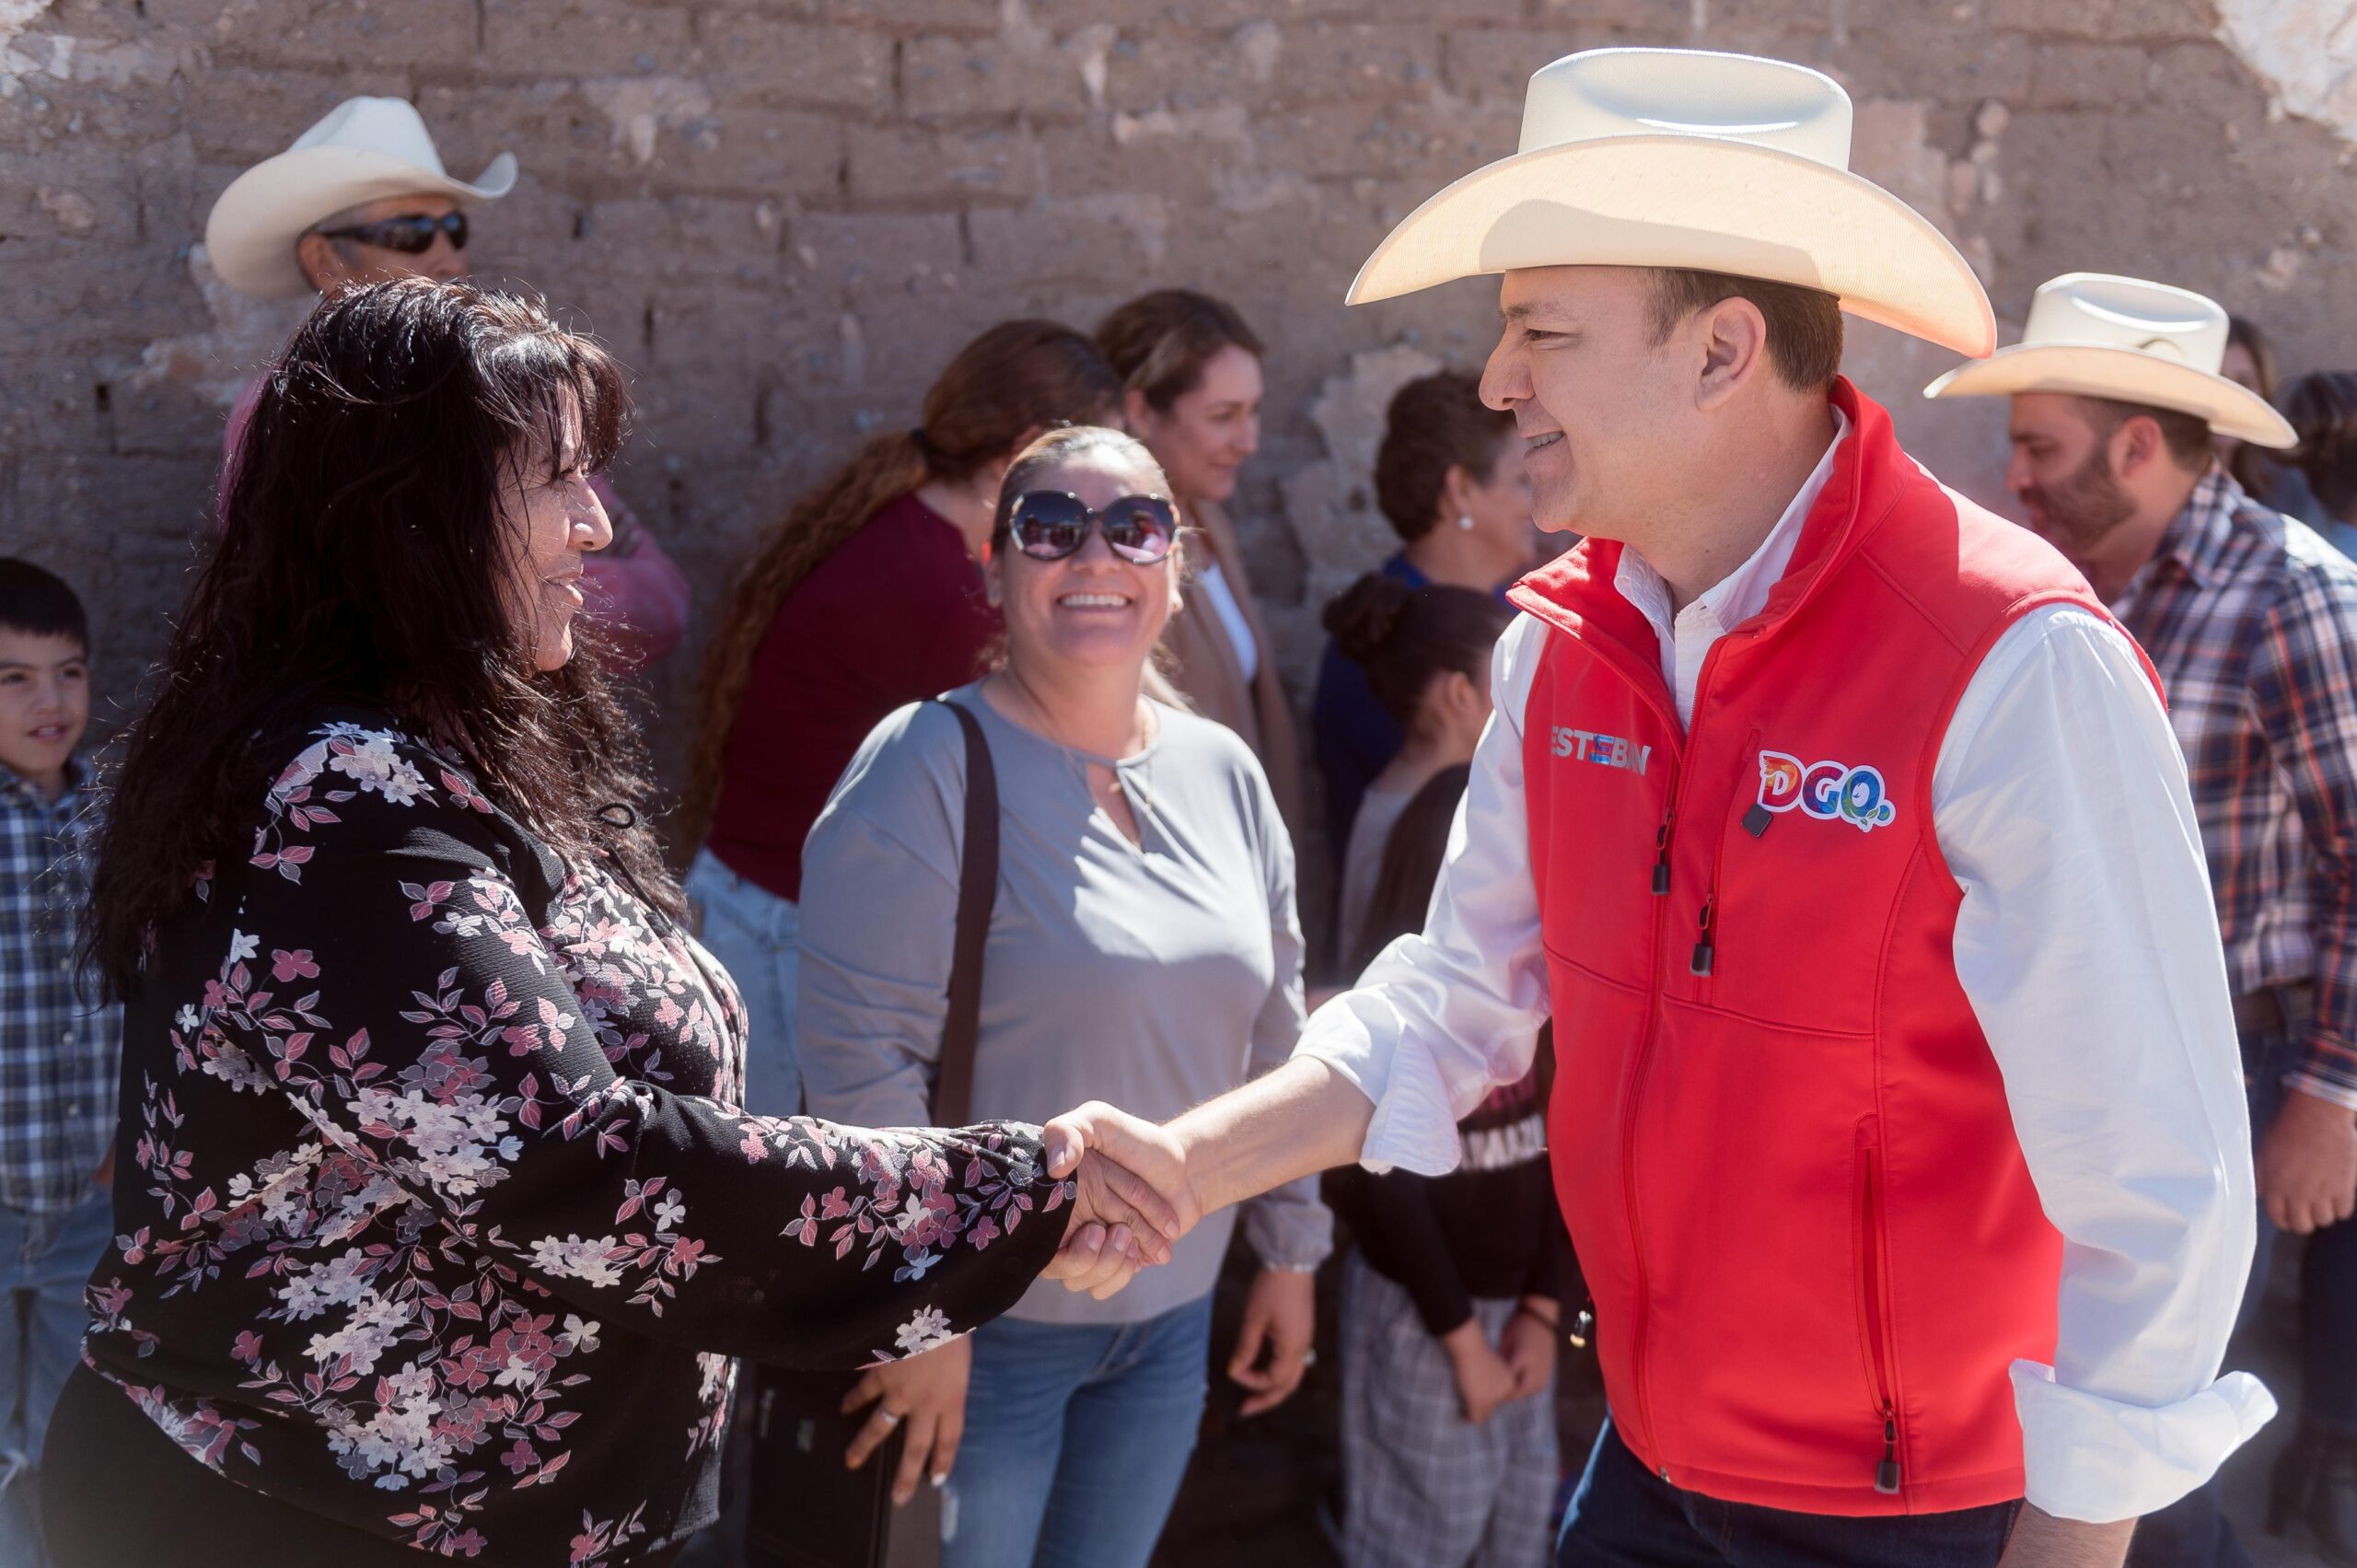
[0,629,90,788]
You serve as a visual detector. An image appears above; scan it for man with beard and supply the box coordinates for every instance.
[1931,271,2357,1568]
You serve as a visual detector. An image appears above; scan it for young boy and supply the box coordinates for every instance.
[0,560,119,1566]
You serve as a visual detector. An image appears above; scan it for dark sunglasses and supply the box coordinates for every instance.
[1005,492,1178,564]
[315,211,469,255]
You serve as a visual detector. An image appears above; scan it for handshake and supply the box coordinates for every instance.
[1032,1101,1203,1300]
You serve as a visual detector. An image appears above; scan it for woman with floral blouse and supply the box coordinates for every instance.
[49,279,1169,1568]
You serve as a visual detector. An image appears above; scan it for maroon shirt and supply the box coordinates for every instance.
[706,491,999,901]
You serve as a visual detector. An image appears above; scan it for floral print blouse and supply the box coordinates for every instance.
[82,713,1073,1564]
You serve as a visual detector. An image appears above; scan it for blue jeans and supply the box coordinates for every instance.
[683,847,802,1117]
[1,1189,112,1568]
[1557,1418,2020,1568]
[941,1295,1213,1568]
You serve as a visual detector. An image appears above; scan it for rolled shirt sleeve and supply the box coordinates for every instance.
[1293,614,1553,1177]
[1936,605,2274,1521]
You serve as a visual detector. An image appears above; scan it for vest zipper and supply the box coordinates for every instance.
[1652,816,1675,895]
[1853,1117,1903,1496]
[1688,729,1761,987]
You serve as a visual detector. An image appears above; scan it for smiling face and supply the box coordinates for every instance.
[1479,266,1694,540]
[0,628,89,798]
[501,399,612,673]
[990,447,1182,682]
[1129,343,1262,505]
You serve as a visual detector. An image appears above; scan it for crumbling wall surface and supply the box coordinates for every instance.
[4,0,2351,811]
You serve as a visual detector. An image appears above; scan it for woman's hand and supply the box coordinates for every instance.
[1497,1299,1560,1401]
[1039,1103,1204,1298]
[1228,1266,1317,1417]
[1441,1319,1519,1425]
[842,1336,972,1505]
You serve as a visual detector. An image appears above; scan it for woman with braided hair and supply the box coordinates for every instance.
[680,321,1122,1116]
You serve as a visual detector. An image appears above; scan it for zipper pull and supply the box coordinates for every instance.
[1570,1295,1595,1350]
[1742,803,1773,838]
[1875,1412,1901,1495]
[1689,897,1715,976]
[1653,819,1673,894]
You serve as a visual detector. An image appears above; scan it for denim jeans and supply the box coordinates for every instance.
[1,1189,113,1568]
[940,1295,1213,1568]
[682,847,803,1117]
[1556,1417,2020,1568]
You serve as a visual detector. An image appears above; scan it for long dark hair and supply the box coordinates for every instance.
[679,319,1122,847]
[87,277,675,994]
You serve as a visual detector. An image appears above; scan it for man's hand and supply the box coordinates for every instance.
[842,1337,971,1506]
[2257,1085,2357,1234]
[1229,1267,1316,1417]
[1441,1319,1519,1425]
[1498,1299,1559,1401]
[1995,1504,2133,1567]
[1037,1105,1195,1299]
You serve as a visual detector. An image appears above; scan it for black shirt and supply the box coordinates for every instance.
[83,713,1069,1564]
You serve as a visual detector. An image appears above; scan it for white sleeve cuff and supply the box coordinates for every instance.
[2012,1359,2277,1522]
[1293,994,1463,1178]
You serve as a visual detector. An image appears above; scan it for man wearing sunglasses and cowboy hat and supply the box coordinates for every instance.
[1930,273,2357,1567]
[203,97,689,669]
[1040,45,2269,1568]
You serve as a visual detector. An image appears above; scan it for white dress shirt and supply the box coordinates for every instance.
[1296,421,2275,1524]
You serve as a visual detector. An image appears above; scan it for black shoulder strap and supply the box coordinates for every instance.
[930,698,998,1127]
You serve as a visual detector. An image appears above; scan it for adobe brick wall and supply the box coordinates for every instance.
[4,0,2351,868]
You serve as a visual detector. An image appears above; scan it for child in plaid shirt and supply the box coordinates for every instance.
[0,561,118,1568]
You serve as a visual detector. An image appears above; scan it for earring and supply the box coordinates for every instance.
[1456,515,1476,532]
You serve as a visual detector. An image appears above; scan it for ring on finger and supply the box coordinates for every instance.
[876,1408,904,1428]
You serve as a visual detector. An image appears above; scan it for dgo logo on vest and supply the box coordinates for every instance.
[1757,750,1898,833]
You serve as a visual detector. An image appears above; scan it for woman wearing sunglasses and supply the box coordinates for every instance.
[681,321,1122,1121]
[798,426,1331,1568]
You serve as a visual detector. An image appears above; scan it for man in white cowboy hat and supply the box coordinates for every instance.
[205,97,688,669]
[1932,273,2357,1568]
[1034,46,2267,1568]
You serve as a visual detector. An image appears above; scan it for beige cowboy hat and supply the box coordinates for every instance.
[205,97,517,300]
[1924,272,2296,448]
[1346,47,1996,357]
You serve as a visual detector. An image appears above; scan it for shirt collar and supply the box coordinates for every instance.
[1612,403,1852,648]
[2138,464,2251,596]
[0,753,90,814]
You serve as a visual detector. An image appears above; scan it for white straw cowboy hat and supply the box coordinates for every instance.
[205,97,517,300]
[1923,273,2296,448]
[1347,47,1996,357]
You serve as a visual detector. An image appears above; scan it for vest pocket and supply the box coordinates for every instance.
[1852,1117,1903,1496]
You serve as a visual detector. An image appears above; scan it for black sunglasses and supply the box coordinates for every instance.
[315,211,469,255]
[1004,492,1178,564]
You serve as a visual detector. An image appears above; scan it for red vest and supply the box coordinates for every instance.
[1511,380,2143,1515]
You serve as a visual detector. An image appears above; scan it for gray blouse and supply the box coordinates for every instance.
[798,684,1331,1324]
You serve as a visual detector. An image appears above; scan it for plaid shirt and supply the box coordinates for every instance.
[0,755,120,1214]
[2115,468,2357,1108]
